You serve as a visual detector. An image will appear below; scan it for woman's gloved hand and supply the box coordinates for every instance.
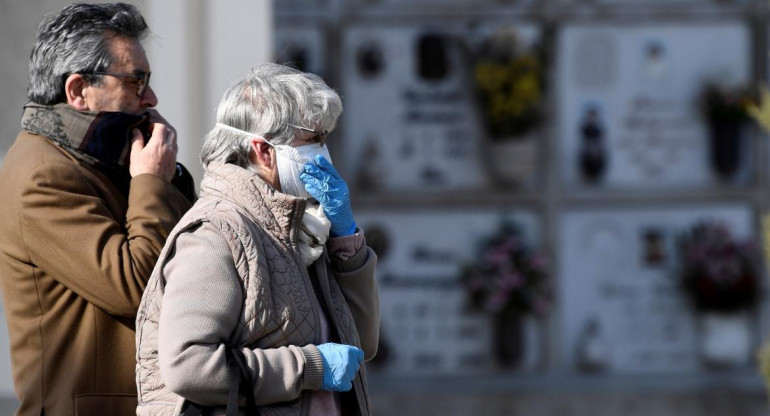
[316,342,364,392]
[301,155,357,236]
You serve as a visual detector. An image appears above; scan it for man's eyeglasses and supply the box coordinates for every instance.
[290,124,327,146]
[85,71,151,98]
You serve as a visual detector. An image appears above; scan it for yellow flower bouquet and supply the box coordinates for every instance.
[473,28,546,140]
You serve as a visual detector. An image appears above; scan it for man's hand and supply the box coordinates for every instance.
[129,122,177,181]
[145,109,173,130]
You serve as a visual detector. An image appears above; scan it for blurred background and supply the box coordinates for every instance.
[4,0,770,415]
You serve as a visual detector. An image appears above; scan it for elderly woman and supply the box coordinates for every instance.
[135,63,379,416]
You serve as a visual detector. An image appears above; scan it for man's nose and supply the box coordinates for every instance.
[141,85,158,108]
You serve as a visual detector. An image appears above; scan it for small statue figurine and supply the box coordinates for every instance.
[575,316,608,372]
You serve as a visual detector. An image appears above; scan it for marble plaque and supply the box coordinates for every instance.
[557,22,751,189]
[558,204,755,373]
[356,209,540,374]
[341,22,540,192]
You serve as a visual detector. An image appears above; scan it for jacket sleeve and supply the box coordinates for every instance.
[18,162,191,317]
[158,224,322,407]
[329,230,380,361]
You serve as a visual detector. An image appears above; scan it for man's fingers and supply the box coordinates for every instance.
[164,128,178,148]
[131,128,145,152]
[146,123,177,150]
[129,123,178,181]
[145,109,170,126]
[143,123,159,145]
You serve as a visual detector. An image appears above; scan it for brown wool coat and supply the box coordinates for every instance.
[0,131,192,416]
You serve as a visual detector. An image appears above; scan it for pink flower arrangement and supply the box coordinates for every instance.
[678,221,760,313]
[461,222,552,315]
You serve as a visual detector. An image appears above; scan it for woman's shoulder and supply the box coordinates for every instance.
[177,197,272,249]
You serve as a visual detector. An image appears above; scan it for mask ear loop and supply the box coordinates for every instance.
[215,122,274,146]
[215,123,315,164]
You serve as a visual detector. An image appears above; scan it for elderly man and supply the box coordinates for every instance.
[0,3,194,416]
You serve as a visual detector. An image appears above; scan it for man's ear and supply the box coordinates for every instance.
[248,138,274,168]
[64,74,89,111]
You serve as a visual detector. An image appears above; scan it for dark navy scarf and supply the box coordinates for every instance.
[20,102,196,202]
[21,102,149,196]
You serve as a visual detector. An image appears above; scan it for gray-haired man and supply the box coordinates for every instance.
[0,3,194,415]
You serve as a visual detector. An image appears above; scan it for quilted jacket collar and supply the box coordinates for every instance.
[199,163,306,241]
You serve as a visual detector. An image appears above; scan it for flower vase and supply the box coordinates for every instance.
[492,308,523,368]
[579,141,606,183]
[484,134,538,188]
[518,315,542,371]
[708,120,743,180]
[700,311,752,368]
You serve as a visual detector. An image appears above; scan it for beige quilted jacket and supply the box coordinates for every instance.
[135,163,379,416]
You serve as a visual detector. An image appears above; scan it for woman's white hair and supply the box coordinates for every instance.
[200,63,343,169]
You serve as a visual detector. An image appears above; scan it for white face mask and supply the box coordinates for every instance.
[215,123,333,199]
[271,142,332,199]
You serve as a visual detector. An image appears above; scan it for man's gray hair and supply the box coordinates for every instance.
[27,2,148,105]
[201,63,343,169]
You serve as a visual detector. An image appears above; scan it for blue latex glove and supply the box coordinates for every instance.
[316,343,364,392]
[300,155,357,236]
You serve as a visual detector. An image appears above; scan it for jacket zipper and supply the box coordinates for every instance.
[292,252,318,416]
[315,258,369,416]
[287,206,323,416]
[287,202,368,416]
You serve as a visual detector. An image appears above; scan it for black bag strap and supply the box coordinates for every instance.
[233,348,259,416]
[231,348,259,414]
[224,348,240,416]
[181,347,259,416]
